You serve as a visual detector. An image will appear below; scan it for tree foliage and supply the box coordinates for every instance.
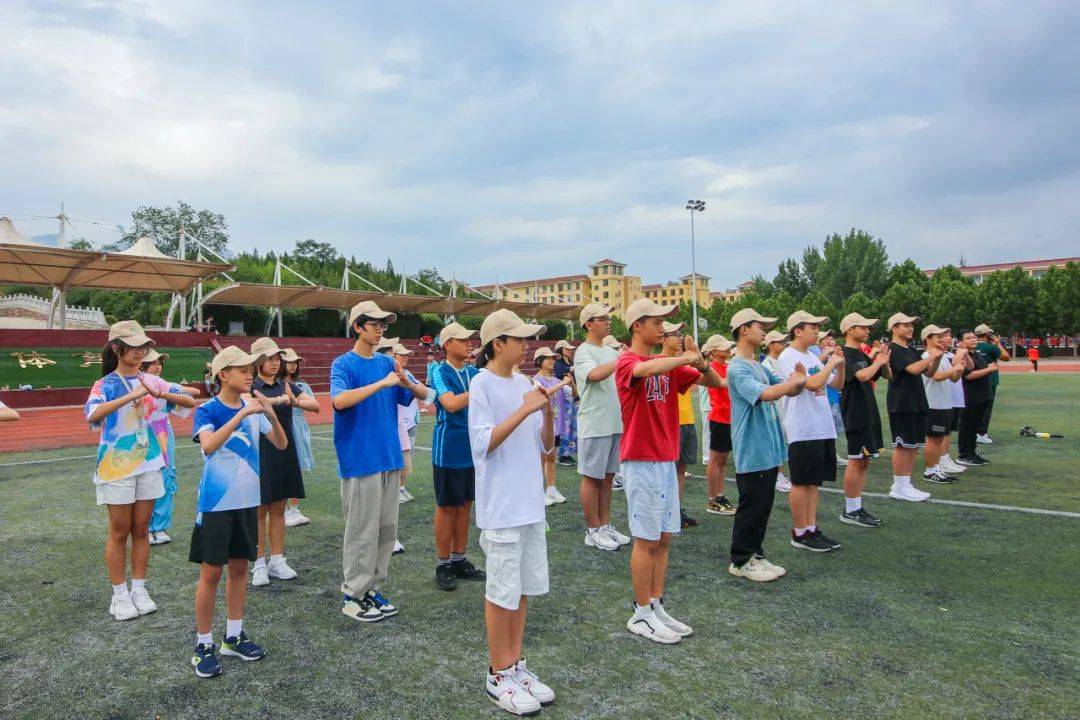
[119,201,230,260]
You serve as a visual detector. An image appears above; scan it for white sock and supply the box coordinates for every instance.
[634,603,652,618]
[892,475,909,489]
[808,524,817,533]
[226,618,243,639]
[197,632,213,646]
[270,554,284,565]
[131,578,145,591]
[112,583,128,597]
[600,524,610,533]
[845,496,862,513]
[794,526,809,536]
[925,465,939,475]
[253,557,266,569]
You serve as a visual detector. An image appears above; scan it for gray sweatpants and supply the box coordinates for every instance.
[341,471,400,599]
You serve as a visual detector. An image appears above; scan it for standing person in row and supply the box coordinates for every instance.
[189,346,286,678]
[761,330,792,492]
[660,320,700,529]
[573,305,630,551]
[553,340,578,466]
[885,313,941,502]
[332,301,428,623]
[143,349,197,546]
[86,321,195,620]
[920,326,966,484]
[944,331,969,471]
[617,299,721,644]
[282,349,316,528]
[726,310,806,582]
[469,310,562,716]
[817,331,848,467]
[249,337,319,587]
[392,342,428,509]
[779,311,845,553]
[532,347,569,507]
[957,330,997,466]
[430,322,486,591]
[838,314,890,528]
[703,334,736,516]
[974,324,1010,443]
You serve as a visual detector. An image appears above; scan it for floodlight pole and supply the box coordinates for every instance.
[178,222,187,332]
[685,200,705,343]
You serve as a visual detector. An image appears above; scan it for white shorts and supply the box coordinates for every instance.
[578,434,621,479]
[623,460,681,541]
[479,521,549,611]
[95,470,165,506]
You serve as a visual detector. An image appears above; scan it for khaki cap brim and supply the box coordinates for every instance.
[440,323,478,344]
[839,314,879,333]
[143,349,169,363]
[888,313,920,327]
[920,325,950,341]
[211,348,266,378]
[348,301,398,327]
[280,349,303,363]
[579,303,613,326]
[764,330,788,345]
[625,300,678,328]
[729,308,778,333]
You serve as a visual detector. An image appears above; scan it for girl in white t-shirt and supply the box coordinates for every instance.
[469,309,564,717]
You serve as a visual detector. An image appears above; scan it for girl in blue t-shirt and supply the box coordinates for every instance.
[189,346,286,679]
[282,349,317,527]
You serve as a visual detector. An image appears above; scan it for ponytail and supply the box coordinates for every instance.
[101,341,123,377]
[475,338,502,370]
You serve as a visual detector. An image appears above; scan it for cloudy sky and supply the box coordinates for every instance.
[2,1,1078,290]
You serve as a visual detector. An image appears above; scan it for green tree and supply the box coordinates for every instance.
[291,239,341,266]
[797,290,839,330]
[840,292,878,321]
[120,201,230,259]
[880,281,928,323]
[1037,262,1080,335]
[927,279,977,332]
[888,259,930,289]
[773,258,810,299]
[929,264,972,286]
[747,275,775,298]
[976,267,1039,335]
[814,229,891,306]
[801,246,823,286]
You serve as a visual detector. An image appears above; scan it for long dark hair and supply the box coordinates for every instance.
[475,336,508,370]
[101,341,129,377]
[283,358,302,381]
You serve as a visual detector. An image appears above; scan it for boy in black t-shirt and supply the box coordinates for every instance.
[838,313,891,527]
[956,330,998,465]
[885,313,942,502]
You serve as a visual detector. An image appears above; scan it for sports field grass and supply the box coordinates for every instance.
[0,347,212,389]
[1,374,1078,719]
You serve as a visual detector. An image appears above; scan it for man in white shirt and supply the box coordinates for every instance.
[921,326,968,481]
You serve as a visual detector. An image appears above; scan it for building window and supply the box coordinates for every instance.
[603,291,609,299]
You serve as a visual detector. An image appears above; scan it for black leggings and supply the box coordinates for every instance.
[959,401,991,456]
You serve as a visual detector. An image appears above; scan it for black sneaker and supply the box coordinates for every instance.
[955,454,981,467]
[839,508,882,528]
[974,454,990,464]
[558,456,575,466]
[435,563,457,591]
[813,529,842,550]
[923,471,957,484]
[716,495,736,514]
[451,558,487,581]
[790,530,832,552]
[680,510,698,528]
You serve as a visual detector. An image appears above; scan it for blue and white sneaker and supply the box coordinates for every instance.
[221,631,265,661]
[342,594,383,623]
[191,643,222,678]
[365,589,398,617]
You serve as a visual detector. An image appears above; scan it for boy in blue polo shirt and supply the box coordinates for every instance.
[332,301,428,623]
[430,321,487,591]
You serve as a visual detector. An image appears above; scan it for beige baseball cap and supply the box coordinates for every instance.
[108,320,154,347]
[392,343,412,355]
[439,322,478,345]
[701,334,734,353]
[729,308,778,333]
[479,309,546,346]
[579,303,613,326]
[920,324,950,341]
[250,337,282,357]
[555,340,576,351]
[661,320,686,335]
[602,334,622,350]
[280,348,303,363]
[817,329,836,342]
[840,313,879,333]
[974,323,994,336]
[375,336,400,351]
[786,310,829,332]
[764,330,788,345]
[347,300,397,327]
[625,298,677,327]
[210,345,266,378]
[533,346,557,362]
[142,349,169,363]
[887,312,920,328]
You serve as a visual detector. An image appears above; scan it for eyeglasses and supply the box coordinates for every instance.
[363,321,389,331]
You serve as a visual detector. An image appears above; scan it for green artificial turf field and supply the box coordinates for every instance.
[1,374,1077,719]
[0,347,212,389]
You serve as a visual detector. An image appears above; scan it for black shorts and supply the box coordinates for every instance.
[188,507,259,566]
[678,424,698,466]
[889,411,927,449]
[787,439,837,486]
[845,425,882,460]
[926,409,952,437]
[433,465,475,507]
[950,409,962,432]
[709,421,732,453]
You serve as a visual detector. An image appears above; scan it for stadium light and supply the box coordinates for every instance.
[685,200,706,343]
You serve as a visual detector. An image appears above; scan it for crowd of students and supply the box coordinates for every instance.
[81,300,1010,715]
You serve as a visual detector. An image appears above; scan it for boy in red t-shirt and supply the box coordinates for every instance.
[700,334,736,515]
[1028,344,1039,372]
[616,300,722,645]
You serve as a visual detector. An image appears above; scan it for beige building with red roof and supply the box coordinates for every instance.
[924,256,1080,284]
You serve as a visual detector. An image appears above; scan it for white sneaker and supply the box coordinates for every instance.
[651,599,693,637]
[728,557,780,582]
[403,488,415,501]
[251,563,270,586]
[486,667,541,716]
[611,475,624,491]
[514,658,555,706]
[148,532,162,546]
[754,555,787,577]
[543,491,555,507]
[977,434,993,444]
[129,586,158,615]
[109,592,139,621]
[283,507,305,527]
[836,454,848,467]
[267,557,297,580]
[940,456,966,473]
[393,539,405,555]
[888,483,931,502]
[550,488,567,504]
[775,472,792,493]
[627,608,681,644]
[605,526,632,546]
[584,529,620,551]
[398,486,412,504]
[156,531,171,544]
